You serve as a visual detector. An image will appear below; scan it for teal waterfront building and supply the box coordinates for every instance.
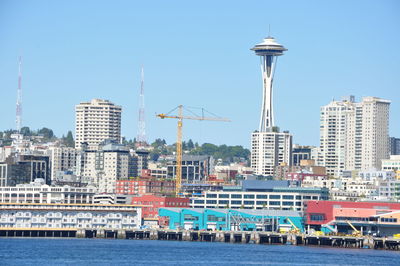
[159,208,303,232]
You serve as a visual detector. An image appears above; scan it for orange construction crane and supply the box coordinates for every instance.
[157,105,230,196]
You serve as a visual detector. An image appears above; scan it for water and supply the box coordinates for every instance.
[0,238,399,265]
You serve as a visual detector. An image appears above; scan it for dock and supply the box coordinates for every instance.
[1,228,399,251]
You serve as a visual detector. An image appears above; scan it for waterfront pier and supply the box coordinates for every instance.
[1,228,399,251]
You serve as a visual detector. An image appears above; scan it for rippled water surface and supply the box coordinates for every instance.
[0,238,399,265]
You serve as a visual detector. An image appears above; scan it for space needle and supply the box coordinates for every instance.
[251,36,287,132]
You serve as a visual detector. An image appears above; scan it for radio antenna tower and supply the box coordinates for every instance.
[16,56,22,133]
[136,66,147,147]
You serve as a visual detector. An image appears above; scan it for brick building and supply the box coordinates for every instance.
[131,194,189,219]
[116,179,175,196]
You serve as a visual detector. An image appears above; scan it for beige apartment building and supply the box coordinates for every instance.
[75,99,122,150]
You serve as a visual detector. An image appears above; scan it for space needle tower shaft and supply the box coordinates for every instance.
[251,36,287,132]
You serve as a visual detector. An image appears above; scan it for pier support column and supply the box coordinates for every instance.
[150,230,158,240]
[251,232,260,244]
[287,234,296,245]
[117,230,126,239]
[241,233,247,244]
[76,230,85,238]
[182,231,191,241]
[97,230,105,238]
[215,232,224,242]
[230,233,235,243]
[363,237,373,249]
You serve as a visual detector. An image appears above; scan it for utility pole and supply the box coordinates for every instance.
[16,56,22,133]
[136,66,147,147]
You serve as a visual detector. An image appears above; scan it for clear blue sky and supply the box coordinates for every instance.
[1,0,399,148]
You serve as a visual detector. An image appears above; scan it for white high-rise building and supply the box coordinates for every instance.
[75,99,122,150]
[250,36,292,177]
[320,96,390,176]
[251,130,292,176]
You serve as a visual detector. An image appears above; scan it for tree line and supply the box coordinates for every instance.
[0,127,74,147]
[149,138,250,164]
[1,128,249,164]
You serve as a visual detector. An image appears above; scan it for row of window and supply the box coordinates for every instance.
[195,200,302,206]
[206,194,300,200]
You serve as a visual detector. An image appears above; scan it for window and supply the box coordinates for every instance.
[207,215,226,222]
[256,195,268,199]
[207,194,217,198]
[184,214,198,221]
[231,201,242,205]
[193,200,204,204]
[244,195,255,199]
[310,214,325,221]
[231,194,242,199]
[206,200,217,204]
[244,201,254,205]
[269,201,280,206]
[283,195,294,200]
[282,201,294,206]
[381,218,398,223]
[219,200,229,205]
[270,195,281,199]
[219,194,229,198]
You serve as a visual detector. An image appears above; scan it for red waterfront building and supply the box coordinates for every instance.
[131,194,190,219]
[305,200,400,235]
[306,201,400,225]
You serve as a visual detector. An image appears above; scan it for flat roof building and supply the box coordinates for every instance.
[0,179,96,204]
[0,202,142,230]
[159,207,303,232]
[190,186,328,212]
[75,99,122,150]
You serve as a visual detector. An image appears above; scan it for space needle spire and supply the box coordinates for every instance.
[251,36,287,132]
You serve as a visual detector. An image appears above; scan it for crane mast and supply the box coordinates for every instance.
[176,105,183,194]
[157,105,230,196]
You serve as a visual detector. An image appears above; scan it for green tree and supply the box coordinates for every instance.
[152,138,166,148]
[182,141,187,151]
[20,126,31,136]
[38,127,54,139]
[64,131,75,147]
[187,139,194,150]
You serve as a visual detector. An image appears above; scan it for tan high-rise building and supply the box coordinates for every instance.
[320,96,390,176]
[75,99,122,150]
